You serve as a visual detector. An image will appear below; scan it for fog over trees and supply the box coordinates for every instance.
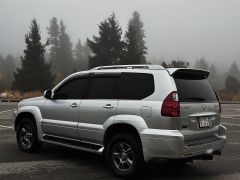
[0,10,239,99]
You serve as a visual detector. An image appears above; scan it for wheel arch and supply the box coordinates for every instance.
[15,112,36,131]
[103,123,142,149]
[14,106,44,142]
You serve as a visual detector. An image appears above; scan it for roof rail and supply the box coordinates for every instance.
[92,64,164,70]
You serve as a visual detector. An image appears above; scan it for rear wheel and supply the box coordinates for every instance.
[16,118,41,153]
[106,133,143,178]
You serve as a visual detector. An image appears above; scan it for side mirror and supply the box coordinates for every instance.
[44,89,52,99]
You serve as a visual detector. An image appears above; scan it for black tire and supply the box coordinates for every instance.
[106,133,143,178]
[16,118,42,153]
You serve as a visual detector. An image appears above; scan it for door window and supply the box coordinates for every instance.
[54,78,89,99]
[87,77,117,99]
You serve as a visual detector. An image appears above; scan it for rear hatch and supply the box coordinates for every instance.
[170,69,221,142]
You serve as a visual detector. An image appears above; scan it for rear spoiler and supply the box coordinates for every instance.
[167,68,209,79]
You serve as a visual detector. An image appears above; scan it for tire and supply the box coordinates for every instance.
[106,133,143,178]
[16,118,42,153]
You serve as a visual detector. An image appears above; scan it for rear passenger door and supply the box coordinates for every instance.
[78,73,119,143]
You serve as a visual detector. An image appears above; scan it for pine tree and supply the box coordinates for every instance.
[73,39,90,71]
[47,17,59,73]
[225,75,240,94]
[208,64,221,90]
[3,54,16,89]
[122,11,147,65]
[229,62,240,80]
[87,13,124,68]
[82,42,91,69]
[195,58,209,70]
[12,19,55,92]
[57,20,74,76]
[0,54,4,92]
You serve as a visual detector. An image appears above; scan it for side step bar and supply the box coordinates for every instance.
[42,135,104,154]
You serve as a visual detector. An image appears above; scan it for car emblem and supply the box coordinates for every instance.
[202,105,207,110]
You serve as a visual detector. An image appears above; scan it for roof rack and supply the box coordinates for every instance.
[92,64,164,70]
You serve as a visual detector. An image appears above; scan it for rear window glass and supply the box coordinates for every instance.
[175,79,217,102]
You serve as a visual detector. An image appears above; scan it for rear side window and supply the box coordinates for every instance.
[114,73,154,100]
[175,79,218,102]
[87,77,117,99]
[54,78,89,99]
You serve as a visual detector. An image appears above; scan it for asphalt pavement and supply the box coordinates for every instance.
[0,103,239,180]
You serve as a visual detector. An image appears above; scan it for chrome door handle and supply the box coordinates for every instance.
[103,104,114,109]
[70,103,78,108]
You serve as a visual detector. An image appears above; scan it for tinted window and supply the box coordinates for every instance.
[54,78,88,99]
[87,77,117,99]
[175,79,217,102]
[114,73,154,100]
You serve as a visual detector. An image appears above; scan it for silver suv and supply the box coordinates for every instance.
[13,65,226,177]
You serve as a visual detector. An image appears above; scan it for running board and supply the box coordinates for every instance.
[42,135,104,154]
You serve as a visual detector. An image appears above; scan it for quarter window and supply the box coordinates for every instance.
[114,73,154,100]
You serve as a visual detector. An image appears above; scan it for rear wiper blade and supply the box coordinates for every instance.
[185,97,205,101]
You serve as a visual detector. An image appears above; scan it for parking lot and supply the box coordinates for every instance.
[0,102,240,180]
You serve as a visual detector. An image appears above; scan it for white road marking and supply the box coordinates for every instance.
[0,109,16,114]
[222,123,240,127]
[0,125,13,129]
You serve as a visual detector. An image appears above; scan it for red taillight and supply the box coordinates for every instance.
[161,91,180,117]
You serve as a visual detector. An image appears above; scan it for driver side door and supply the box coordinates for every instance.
[42,75,89,140]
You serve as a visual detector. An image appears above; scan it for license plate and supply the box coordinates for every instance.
[199,117,210,128]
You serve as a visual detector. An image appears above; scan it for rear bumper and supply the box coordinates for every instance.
[140,125,226,162]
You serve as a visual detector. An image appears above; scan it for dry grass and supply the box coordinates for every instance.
[1,90,43,100]
[218,91,240,101]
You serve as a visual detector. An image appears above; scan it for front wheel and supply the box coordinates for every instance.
[106,133,143,178]
[16,119,41,153]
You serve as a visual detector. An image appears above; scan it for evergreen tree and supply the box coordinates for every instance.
[47,17,59,73]
[225,75,240,94]
[195,58,209,70]
[0,54,4,92]
[57,20,74,76]
[87,13,124,68]
[3,54,16,89]
[82,42,91,69]
[208,64,221,90]
[122,11,147,64]
[161,58,189,68]
[0,54,4,75]
[12,19,55,92]
[229,62,240,80]
[73,39,87,71]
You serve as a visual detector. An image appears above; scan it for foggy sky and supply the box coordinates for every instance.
[0,0,240,67]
